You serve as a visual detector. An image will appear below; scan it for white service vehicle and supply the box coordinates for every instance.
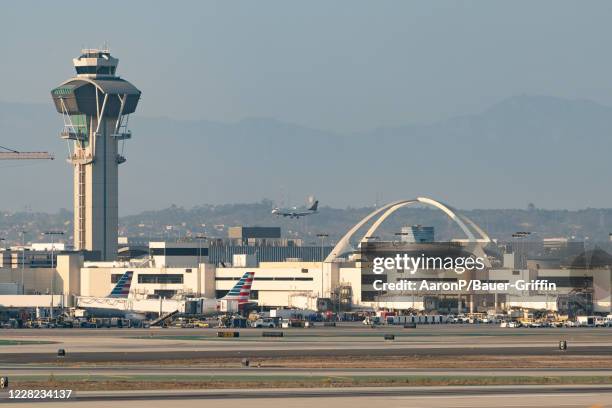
[251,318,276,328]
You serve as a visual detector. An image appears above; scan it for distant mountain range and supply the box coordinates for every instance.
[1,94,612,213]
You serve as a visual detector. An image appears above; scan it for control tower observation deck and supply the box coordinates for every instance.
[51,49,141,261]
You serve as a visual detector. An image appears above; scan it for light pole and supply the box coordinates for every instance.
[316,233,328,300]
[20,231,27,294]
[44,231,64,319]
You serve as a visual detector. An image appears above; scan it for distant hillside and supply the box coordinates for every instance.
[2,203,612,246]
[118,203,612,244]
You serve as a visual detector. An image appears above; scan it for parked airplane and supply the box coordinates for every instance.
[272,199,319,219]
[222,271,255,305]
[109,271,133,298]
[79,271,256,320]
[78,270,147,321]
[201,271,255,315]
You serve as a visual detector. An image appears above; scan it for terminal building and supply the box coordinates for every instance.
[227,226,281,245]
[0,197,610,317]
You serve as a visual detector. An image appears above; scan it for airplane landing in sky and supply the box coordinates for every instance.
[272,198,319,219]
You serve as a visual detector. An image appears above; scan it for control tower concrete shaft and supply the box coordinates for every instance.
[51,49,141,260]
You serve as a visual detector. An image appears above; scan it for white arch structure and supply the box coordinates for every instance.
[325,196,490,262]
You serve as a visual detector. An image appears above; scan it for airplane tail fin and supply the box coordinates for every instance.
[222,271,255,305]
[308,200,319,212]
[109,271,133,298]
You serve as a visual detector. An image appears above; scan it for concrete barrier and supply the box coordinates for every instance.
[217,331,239,338]
[262,331,284,337]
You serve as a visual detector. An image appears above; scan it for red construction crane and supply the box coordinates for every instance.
[0,145,54,160]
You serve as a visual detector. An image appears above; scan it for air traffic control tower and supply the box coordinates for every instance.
[51,49,141,261]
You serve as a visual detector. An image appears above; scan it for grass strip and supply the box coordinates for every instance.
[8,375,612,391]
[0,339,56,345]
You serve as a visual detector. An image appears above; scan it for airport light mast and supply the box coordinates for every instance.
[51,49,141,261]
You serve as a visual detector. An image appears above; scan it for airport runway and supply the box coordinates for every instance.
[0,325,610,363]
[2,346,612,364]
[0,385,611,407]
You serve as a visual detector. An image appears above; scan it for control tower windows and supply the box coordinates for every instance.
[75,66,116,75]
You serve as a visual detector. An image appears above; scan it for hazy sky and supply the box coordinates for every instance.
[3,2,612,214]
[2,1,612,133]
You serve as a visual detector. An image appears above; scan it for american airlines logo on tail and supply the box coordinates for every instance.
[109,271,134,298]
[222,271,254,305]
